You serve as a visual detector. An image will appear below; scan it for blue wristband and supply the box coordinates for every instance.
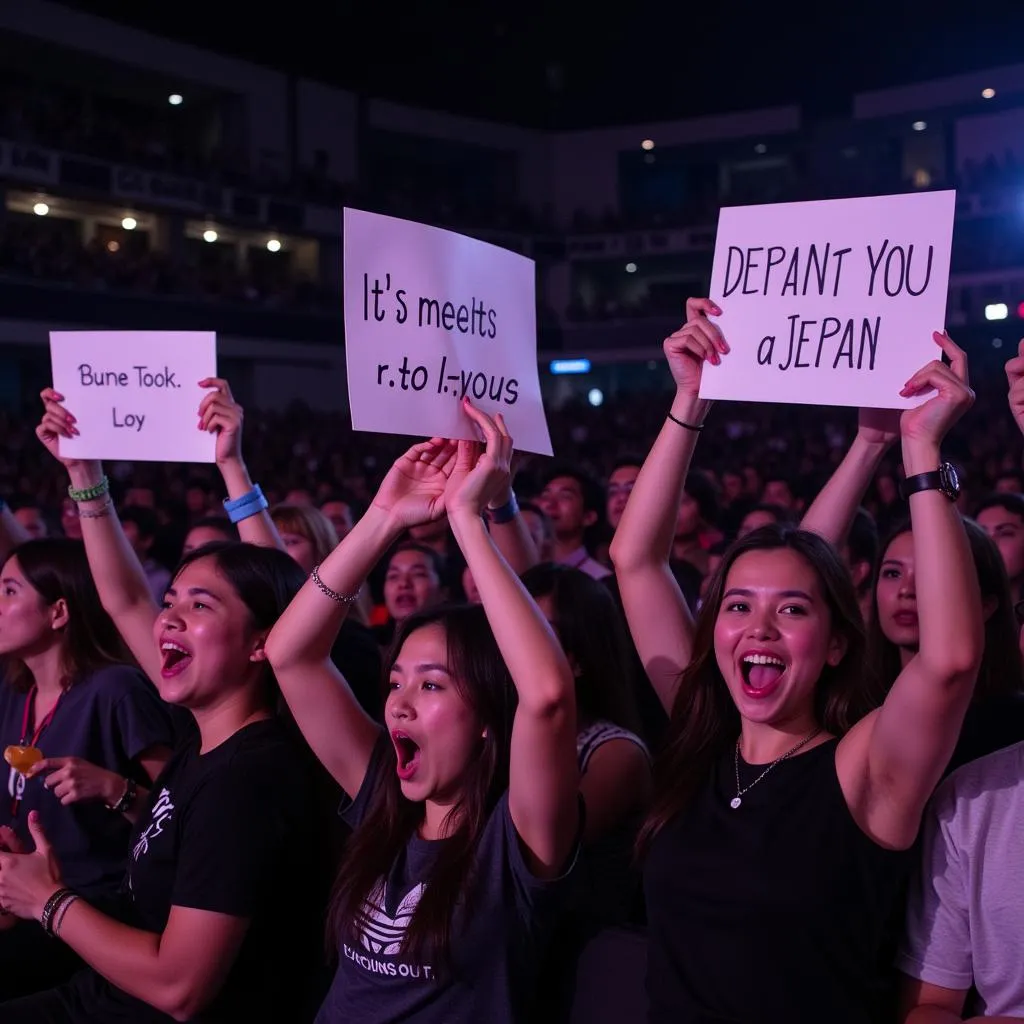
[223,485,268,524]
[487,493,519,525]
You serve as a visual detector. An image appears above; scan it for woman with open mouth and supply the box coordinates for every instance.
[0,381,325,1024]
[266,399,581,1023]
[610,298,983,1024]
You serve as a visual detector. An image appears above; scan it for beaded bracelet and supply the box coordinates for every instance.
[67,476,110,503]
[310,565,362,605]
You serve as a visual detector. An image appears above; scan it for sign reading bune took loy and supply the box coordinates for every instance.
[49,331,218,463]
[343,208,553,455]
[698,190,957,409]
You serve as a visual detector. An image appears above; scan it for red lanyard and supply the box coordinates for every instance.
[9,686,63,816]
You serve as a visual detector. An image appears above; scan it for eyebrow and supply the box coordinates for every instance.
[391,662,451,676]
[0,577,20,587]
[164,586,222,602]
[723,587,813,601]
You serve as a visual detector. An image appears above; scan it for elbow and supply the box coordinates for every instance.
[608,533,657,574]
[156,981,214,1023]
[921,635,984,691]
[519,668,576,721]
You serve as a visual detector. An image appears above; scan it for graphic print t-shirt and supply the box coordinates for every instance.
[53,717,324,1023]
[316,735,576,1024]
[0,665,173,902]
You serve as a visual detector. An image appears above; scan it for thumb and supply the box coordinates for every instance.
[27,812,51,855]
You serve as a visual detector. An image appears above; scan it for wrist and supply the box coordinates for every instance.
[360,504,407,547]
[102,773,126,808]
[450,508,489,538]
[670,391,711,424]
[35,884,64,924]
[66,462,104,491]
[901,439,942,478]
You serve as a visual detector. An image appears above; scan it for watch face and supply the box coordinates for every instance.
[939,462,961,500]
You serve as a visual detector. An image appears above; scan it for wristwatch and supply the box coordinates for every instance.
[900,462,961,502]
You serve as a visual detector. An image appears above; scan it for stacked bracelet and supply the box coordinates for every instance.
[310,565,362,605]
[222,484,268,524]
[67,476,110,503]
[52,895,80,937]
[40,888,77,937]
[78,496,114,520]
[487,493,519,525]
[107,777,136,813]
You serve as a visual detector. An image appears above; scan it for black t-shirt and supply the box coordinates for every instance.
[315,734,576,1024]
[331,619,383,722]
[644,740,912,1024]
[39,717,324,1023]
[0,666,174,902]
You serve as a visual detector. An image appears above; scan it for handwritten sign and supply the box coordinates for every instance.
[699,190,956,408]
[49,331,217,463]
[343,208,553,455]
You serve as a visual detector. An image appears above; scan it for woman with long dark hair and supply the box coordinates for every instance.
[0,386,324,1023]
[0,538,173,1000]
[265,402,580,1023]
[610,299,983,1023]
[804,416,1024,773]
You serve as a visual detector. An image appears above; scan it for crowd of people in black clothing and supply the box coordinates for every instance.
[0,299,1021,1023]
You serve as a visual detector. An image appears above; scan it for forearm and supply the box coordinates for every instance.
[66,463,157,617]
[610,392,705,571]
[905,440,983,678]
[266,506,400,667]
[451,512,572,709]
[904,1009,962,1024]
[56,899,177,1013]
[218,457,283,550]
[801,434,892,545]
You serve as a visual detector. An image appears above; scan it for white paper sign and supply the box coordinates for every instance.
[699,190,956,408]
[343,209,553,455]
[49,331,218,463]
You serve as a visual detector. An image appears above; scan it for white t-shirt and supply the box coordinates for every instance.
[896,740,1024,1018]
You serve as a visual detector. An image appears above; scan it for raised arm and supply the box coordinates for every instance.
[800,409,899,547]
[447,402,578,876]
[36,390,161,682]
[265,438,456,798]
[839,333,983,850]
[198,378,283,552]
[609,298,727,712]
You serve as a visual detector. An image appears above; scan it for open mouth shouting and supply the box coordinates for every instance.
[392,730,422,781]
[160,638,193,679]
[739,650,787,700]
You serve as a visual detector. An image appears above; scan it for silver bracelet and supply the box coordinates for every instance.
[310,565,362,605]
[53,894,80,938]
[78,496,115,519]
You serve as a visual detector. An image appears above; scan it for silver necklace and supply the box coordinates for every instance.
[730,728,822,809]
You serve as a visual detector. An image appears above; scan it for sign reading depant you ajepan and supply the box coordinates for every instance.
[698,190,956,409]
[49,331,218,463]
[343,208,553,455]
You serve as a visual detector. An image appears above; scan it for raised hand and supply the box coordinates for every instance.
[35,388,91,471]
[0,812,64,921]
[371,438,458,531]
[197,377,244,466]
[1005,338,1024,436]
[663,297,729,399]
[899,331,975,448]
[445,399,514,520]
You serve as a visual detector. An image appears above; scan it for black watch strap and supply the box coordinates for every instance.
[901,470,943,499]
[900,462,959,501]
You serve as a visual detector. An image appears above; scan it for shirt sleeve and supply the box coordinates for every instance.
[170,752,299,917]
[339,729,387,831]
[100,667,175,767]
[895,785,973,991]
